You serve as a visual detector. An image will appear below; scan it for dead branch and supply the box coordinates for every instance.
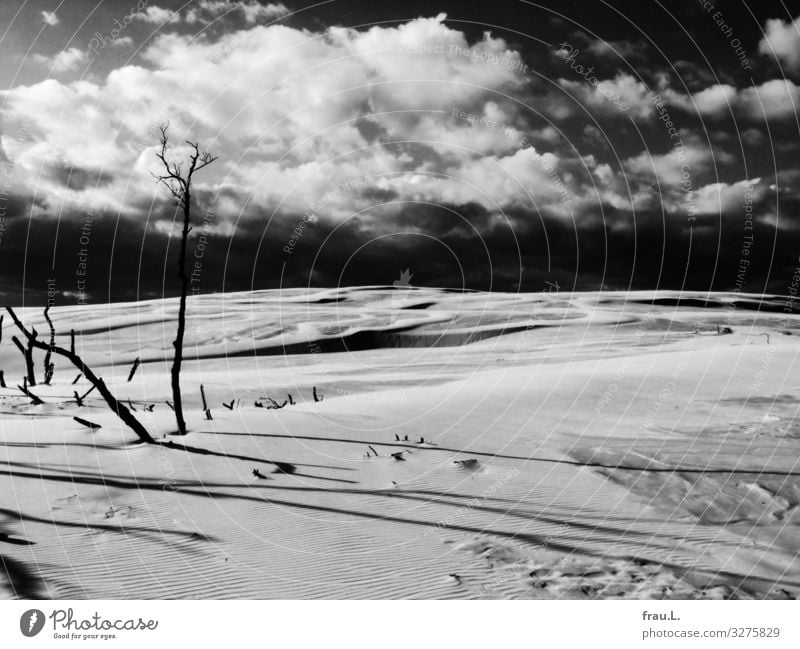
[74,384,96,407]
[6,307,154,444]
[17,383,44,405]
[127,357,141,382]
[43,306,56,384]
[71,372,82,385]
[73,416,101,430]
[200,384,212,420]
[12,334,36,386]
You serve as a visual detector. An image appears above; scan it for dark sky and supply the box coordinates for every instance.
[2,0,800,304]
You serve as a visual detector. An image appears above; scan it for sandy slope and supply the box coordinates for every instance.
[1,288,799,599]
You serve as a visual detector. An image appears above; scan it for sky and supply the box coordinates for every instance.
[1,0,800,304]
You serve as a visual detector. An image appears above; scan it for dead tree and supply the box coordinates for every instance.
[152,123,217,435]
[43,306,56,384]
[5,307,155,444]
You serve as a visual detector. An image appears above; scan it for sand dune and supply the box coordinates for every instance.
[1,288,799,599]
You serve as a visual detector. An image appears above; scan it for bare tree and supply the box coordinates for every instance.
[152,123,217,435]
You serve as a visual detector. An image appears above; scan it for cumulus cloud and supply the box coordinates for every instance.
[759,16,800,73]
[41,11,59,26]
[33,47,89,73]
[670,80,800,120]
[557,73,655,119]
[132,6,180,25]
[3,15,547,220]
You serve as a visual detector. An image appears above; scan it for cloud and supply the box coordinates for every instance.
[557,73,656,119]
[112,36,135,49]
[170,1,290,26]
[132,6,180,25]
[759,16,800,73]
[41,11,60,26]
[3,15,544,221]
[2,9,797,292]
[671,80,800,120]
[33,47,89,73]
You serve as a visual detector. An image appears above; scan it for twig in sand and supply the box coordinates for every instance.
[17,383,44,405]
[73,416,101,430]
[200,384,213,420]
[71,373,82,385]
[43,306,56,385]
[222,399,234,410]
[74,384,97,407]
[127,357,141,382]
[313,386,323,402]
[287,393,294,405]
[0,370,5,388]
[12,334,37,386]
[368,445,378,457]
[264,397,288,410]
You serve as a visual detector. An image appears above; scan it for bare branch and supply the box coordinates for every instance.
[6,307,154,444]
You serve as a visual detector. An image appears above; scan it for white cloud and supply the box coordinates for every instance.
[33,47,89,73]
[558,73,655,119]
[132,6,180,25]
[1,15,746,227]
[759,16,800,72]
[41,10,59,26]
[112,36,135,49]
[670,80,800,121]
[183,1,290,26]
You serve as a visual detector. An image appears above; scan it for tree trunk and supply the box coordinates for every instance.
[171,192,191,435]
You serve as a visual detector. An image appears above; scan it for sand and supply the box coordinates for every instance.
[1,287,799,599]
